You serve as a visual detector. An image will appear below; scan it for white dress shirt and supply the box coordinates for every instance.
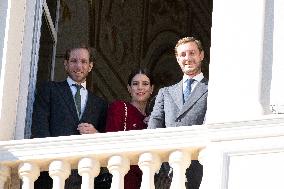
[182,72,204,95]
[67,77,88,118]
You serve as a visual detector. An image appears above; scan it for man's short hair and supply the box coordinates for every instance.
[174,37,203,56]
[64,44,94,62]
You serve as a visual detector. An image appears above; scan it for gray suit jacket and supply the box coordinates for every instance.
[148,78,208,189]
[148,77,208,129]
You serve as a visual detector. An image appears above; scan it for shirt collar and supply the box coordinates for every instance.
[183,72,204,83]
[67,77,87,89]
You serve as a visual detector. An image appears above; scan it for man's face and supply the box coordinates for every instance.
[64,48,93,84]
[176,42,204,77]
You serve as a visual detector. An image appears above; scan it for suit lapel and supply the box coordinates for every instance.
[57,81,79,121]
[169,80,184,111]
[177,78,208,117]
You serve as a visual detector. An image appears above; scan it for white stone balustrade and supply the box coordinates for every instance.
[107,155,130,189]
[78,157,100,189]
[138,152,161,189]
[0,118,284,188]
[49,160,71,189]
[18,162,40,189]
[0,165,10,189]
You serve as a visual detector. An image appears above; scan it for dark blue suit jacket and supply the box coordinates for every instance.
[31,80,108,189]
[31,80,107,138]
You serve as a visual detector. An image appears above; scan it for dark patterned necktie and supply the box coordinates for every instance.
[72,84,82,116]
[183,79,194,103]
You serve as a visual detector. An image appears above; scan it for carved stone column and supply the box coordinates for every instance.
[138,152,161,189]
[0,165,10,188]
[49,160,71,189]
[107,155,130,189]
[78,157,100,189]
[18,162,40,189]
[168,150,191,189]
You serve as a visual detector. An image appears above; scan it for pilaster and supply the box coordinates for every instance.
[207,0,272,123]
[270,0,284,114]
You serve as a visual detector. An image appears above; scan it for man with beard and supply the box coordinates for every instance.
[31,45,108,189]
[148,37,208,189]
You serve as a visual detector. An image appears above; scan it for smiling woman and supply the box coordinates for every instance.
[106,68,154,132]
[104,68,154,189]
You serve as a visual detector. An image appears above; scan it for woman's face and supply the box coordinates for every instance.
[128,73,153,103]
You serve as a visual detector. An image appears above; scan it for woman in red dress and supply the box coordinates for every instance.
[106,68,154,189]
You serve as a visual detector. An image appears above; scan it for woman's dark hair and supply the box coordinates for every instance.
[127,68,154,86]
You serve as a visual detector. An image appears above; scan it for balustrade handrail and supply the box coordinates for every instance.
[0,125,208,169]
[1,116,284,169]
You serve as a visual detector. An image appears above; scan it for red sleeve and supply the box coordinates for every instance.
[105,100,125,132]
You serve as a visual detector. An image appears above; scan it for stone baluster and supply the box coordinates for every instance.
[138,152,161,189]
[78,157,100,189]
[18,162,40,189]
[49,160,71,189]
[169,150,191,189]
[107,155,130,189]
[0,165,10,189]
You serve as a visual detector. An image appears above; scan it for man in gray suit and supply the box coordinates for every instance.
[148,37,208,189]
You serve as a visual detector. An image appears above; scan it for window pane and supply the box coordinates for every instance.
[46,0,58,24]
[36,14,54,86]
